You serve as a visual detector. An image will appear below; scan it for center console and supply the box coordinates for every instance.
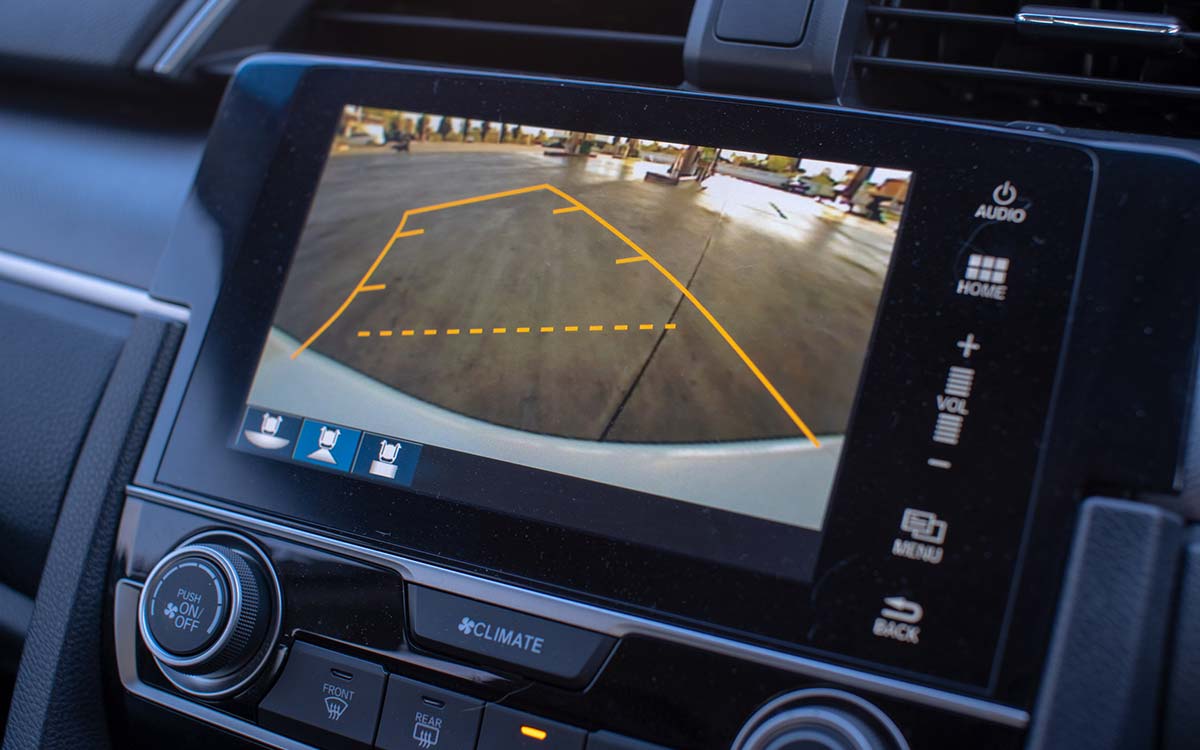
[113,55,1200,749]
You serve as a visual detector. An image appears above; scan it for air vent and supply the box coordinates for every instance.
[286,0,692,86]
[854,0,1200,136]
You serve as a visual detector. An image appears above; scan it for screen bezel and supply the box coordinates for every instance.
[154,62,1096,694]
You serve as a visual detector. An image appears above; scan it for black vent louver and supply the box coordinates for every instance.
[288,0,692,85]
[854,0,1200,136]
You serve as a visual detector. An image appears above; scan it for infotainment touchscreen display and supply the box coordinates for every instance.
[156,64,1107,688]
[237,104,912,567]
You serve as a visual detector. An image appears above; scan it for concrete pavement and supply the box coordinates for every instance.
[272,143,898,443]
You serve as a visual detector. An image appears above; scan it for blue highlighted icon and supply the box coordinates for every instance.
[351,434,422,487]
[293,420,361,471]
[238,407,302,455]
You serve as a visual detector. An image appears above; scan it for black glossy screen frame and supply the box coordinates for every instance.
[155,59,1114,699]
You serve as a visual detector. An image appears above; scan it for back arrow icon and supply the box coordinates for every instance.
[881,597,924,624]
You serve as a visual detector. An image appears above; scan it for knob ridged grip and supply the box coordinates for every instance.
[139,542,272,678]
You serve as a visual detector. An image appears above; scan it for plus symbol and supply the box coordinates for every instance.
[956,333,981,359]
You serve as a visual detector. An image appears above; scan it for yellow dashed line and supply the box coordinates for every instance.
[615,256,647,265]
[360,284,387,292]
[358,323,672,339]
[396,229,425,238]
[552,206,583,214]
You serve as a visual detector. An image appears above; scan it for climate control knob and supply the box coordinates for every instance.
[733,690,905,750]
[138,533,280,697]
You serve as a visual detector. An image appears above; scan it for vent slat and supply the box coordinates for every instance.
[287,0,690,86]
[857,0,1200,136]
[865,7,1015,28]
[855,55,1200,99]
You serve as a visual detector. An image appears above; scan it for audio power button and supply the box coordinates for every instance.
[992,180,1018,206]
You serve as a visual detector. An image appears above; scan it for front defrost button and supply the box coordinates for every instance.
[259,641,386,750]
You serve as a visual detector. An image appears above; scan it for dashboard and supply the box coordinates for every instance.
[0,3,1199,750]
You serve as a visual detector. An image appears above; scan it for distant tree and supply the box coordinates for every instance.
[480,121,492,140]
[498,123,506,143]
[510,124,520,141]
[437,115,453,137]
[416,114,428,141]
[461,118,471,137]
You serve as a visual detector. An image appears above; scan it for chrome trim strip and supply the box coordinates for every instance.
[154,0,241,76]
[1015,10,1183,36]
[0,249,189,323]
[127,486,1031,729]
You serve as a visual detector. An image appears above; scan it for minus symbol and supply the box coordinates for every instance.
[927,458,953,470]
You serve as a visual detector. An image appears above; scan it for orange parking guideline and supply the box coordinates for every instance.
[293,182,820,447]
[290,185,548,360]
[542,184,820,447]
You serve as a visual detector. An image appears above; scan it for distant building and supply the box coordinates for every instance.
[874,178,909,205]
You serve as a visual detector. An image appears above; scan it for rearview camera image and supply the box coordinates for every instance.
[244,105,912,531]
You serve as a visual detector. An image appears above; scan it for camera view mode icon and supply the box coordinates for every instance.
[238,407,301,453]
[351,433,423,487]
[293,420,361,471]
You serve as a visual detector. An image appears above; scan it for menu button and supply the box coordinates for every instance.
[407,586,615,687]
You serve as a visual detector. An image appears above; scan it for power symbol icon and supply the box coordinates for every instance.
[992,180,1018,206]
